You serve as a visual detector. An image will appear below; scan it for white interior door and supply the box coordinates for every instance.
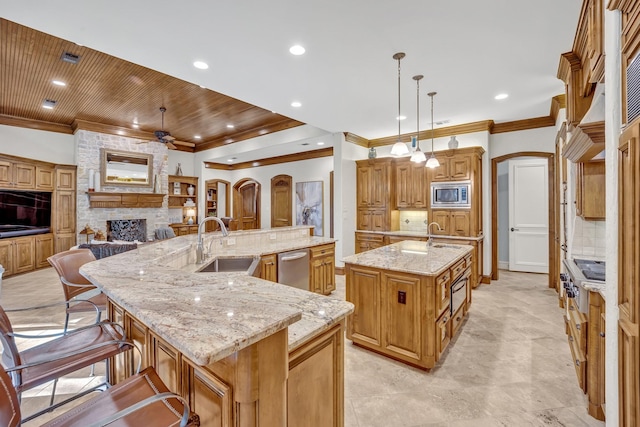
[508,158,549,273]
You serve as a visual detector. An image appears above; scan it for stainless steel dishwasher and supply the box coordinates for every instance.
[277,249,309,290]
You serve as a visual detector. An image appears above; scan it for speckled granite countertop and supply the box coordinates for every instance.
[342,240,473,276]
[80,227,354,366]
[356,230,484,241]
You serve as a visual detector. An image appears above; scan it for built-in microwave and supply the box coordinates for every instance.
[431,181,471,209]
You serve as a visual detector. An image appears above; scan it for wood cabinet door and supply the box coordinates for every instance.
[370,163,389,208]
[370,210,386,231]
[0,240,13,276]
[435,270,451,318]
[35,233,54,269]
[356,166,372,207]
[411,162,429,208]
[150,332,181,394]
[450,211,470,236]
[382,272,422,361]
[36,166,54,191]
[271,175,292,227]
[581,161,605,219]
[13,162,35,189]
[182,360,232,427]
[55,234,76,254]
[395,163,412,208]
[55,167,76,191]
[125,313,149,377]
[435,311,451,359]
[430,158,450,181]
[55,191,76,234]
[260,254,277,282]
[310,257,325,294]
[450,155,471,181]
[618,318,639,427]
[346,266,382,346]
[14,236,35,274]
[0,160,12,188]
[322,254,336,294]
[431,210,450,235]
[356,209,371,231]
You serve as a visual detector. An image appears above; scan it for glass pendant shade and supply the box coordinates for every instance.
[425,91,440,169]
[410,148,426,162]
[426,154,440,168]
[391,141,410,156]
[391,52,409,157]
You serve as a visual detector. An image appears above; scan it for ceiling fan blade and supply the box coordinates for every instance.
[163,134,175,142]
[172,140,196,148]
[166,141,177,150]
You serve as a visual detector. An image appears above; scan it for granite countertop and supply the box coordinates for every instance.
[356,229,484,241]
[342,240,473,276]
[80,227,354,366]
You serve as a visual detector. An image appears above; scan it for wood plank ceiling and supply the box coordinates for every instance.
[0,18,304,152]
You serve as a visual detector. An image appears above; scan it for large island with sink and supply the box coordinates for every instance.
[343,240,473,370]
[80,226,353,427]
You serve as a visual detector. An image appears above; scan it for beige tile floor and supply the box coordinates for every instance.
[1,268,605,426]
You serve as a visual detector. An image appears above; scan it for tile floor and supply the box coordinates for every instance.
[1,268,605,426]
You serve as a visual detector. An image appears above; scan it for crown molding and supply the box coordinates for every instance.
[0,114,73,134]
[492,116,556,134]
[204,147,333,170]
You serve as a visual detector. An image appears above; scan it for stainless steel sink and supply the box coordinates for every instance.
[198,256,260,275]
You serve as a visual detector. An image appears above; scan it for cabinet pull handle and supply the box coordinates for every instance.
[599,332,605,338]
[576,324,580,330]
[569,336,574,342]
[576,360,580,366]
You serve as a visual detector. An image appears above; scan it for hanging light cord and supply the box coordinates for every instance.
[397,56,401,143]
[416,78,420,149]
[429,92,436,154]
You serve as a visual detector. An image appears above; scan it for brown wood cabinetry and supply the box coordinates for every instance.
[35,233,54,269]
[567,298,588,392]
[430,153,471,182]
[309,243,335,295]
[355,232,385,253]
[36,166,54,190]
[0,235,36,276]
[618,120,640,427]
[356,159,394,231]
[260,253,277,282]
[168,175,198,229]
[346,255,471,370]
[108,299,346,427]
[0,158,36,189]
[430,210,470,237]
[395,160,428,208]
[575,160,605,220]
[54,166,77,253]
[587,291,605,421]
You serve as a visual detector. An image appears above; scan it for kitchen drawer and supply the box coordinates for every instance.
[451,303,466,338]
[309,244,334,259]
[464,254,472,269]
[568,326,587,392]
[355,233,384,243]
[451,258,466,281]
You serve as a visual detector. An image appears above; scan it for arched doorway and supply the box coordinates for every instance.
[271,175,292,227]
[491,152,556,289]
[233,178,261,230]
[204,179,231,232]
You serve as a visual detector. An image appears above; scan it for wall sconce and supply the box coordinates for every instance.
[186,209,196,225]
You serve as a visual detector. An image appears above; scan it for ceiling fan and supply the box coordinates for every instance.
[145,107,177,149]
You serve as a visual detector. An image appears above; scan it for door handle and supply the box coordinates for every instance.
[510,227,519,232]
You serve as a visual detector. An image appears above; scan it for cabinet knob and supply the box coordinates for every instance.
[569,336,574,342]
[576,360,580,366]
[599,332,605,338]
[576,324,580,330]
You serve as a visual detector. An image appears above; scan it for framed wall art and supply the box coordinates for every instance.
[295,181,323,236]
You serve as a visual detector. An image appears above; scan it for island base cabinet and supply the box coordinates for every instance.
[346,266,382,347]
[287,322,344,427]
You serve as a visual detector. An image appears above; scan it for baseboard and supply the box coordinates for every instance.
[335,266,345,276]
[481,275,491,284]
[498,261,509,270]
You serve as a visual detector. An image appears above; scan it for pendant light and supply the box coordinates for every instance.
[425,91,441,168]
[410,75,426,163]
[390,52,409,156]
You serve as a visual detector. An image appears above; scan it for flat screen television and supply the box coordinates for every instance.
[0,190,52,238]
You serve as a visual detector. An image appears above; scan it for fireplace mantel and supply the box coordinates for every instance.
[86,192,164,208]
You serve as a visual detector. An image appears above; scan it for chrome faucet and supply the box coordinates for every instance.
[427,222,442,247]
[196,216,229,264]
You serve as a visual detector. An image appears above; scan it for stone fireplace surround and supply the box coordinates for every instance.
[76,130,169,242]
[107,219,147,242]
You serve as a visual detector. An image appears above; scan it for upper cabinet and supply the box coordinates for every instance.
[430,153,471,182]
[395,160,428,209]
[575,160,605,220]
[357,159,393,208]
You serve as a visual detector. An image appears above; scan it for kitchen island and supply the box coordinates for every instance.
[80,226,353,427]
[343,240,473,370]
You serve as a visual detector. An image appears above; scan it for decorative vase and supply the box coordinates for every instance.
[448,136,459,149]
[187,185,195,196]
[368,147,377,159]
[94,171,101,192]
[175,163,183,176]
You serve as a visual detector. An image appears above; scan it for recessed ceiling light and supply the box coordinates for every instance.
[52,80,66,86]
[226,124,235,129]
[396,115,407,120]
[301,142,310,146]
[227,157,237,162]
[199,85,206,89]
[289,45,306,55]
[225,138,234,144]
[132,124,139,129]
[317,141,325,146]
[291,101,302,108]
[194,135,201,139]
[271,111,277,114]
[193,61,209,70]
[494,93,509,100]
[259,129,268,135]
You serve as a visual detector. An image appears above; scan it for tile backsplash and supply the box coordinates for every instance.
[571,216,606,258]
[398,211,429,232]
